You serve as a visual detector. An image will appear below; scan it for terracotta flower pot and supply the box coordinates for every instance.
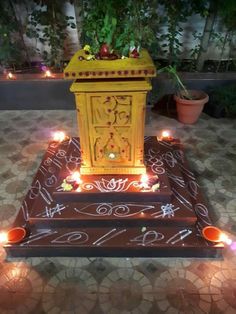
[174,90,209,124]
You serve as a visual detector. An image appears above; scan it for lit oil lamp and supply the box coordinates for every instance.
[7,72,16,80]
[62,171,83,191]
[139,174,160,192]
[0,227,27,245]
[140,174,149,189]
[66,171,82,185]
[108,153,116,159]
[44,69,54,78]
[0,231,8,244]
[161,130,173,141]
[52,131,69,143]
[202,226,232,245]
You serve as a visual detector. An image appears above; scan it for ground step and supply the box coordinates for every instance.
[145,137,195,213]
[28,137,197,228]
[29,200,197,228]
[5,226,223,258]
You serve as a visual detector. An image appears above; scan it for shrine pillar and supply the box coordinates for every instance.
[64,49,156,175]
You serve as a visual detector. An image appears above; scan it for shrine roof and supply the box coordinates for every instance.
[64,49,156,80]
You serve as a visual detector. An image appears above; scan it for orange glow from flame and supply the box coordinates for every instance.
[0,232,8,244]
[45,70,52,78]
[140,174,148,184]
[140,174,149,189]
[219,233,232,245]
[53,131,66,142]
[71,171,82,184]
[161,130,171,139]
[7,72,16,80]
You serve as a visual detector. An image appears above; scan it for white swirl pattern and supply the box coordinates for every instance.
[145,148,165,174]
[74,203,155,217]
[81,178,140,192]
[51,231,89,244]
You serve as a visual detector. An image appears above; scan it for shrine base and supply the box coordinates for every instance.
[5,137,223,258]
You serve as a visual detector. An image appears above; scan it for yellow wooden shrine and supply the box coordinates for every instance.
[64,49,156,175]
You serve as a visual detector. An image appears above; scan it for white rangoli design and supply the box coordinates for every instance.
[166,229,192,245]
[74,203,155,217]
[145,148,165,174]
[161,203,175,218]
[82,178,140,192]
[129,230,164,246]
[29,180,53,205]
[51,231,89,244]
[150,203,180,219]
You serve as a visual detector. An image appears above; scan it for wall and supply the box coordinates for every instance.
[1,74,235,110]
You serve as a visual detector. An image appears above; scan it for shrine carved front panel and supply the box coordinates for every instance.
[88,94,133,166]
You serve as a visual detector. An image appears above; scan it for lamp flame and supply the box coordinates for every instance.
[0,231,8,244]
[7,72,15,80]
[140,174,149,189]
[161,130,171,139]
[162,130,170,137]
[45,70,52,78]
[71,171,82,184]
[53,131,66,142]
[219,233,232,245]
[140,174,148,183]
[108,153,116,159]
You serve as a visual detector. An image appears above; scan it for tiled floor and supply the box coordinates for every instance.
[0,109,236,313]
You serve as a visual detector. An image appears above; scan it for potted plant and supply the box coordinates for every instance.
[158,65,209,124]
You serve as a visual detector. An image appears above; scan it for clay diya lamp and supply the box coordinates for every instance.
[202,226,232,245]
[52,131,69,143]
[161,130,174,142]
[65,175,76,184]
[7,227,27,244]
[65,171,82,190]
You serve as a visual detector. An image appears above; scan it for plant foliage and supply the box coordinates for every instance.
[27,0,76,67]
[209,84,236,117]
[0,0,28,67]
[80,0,159,56]
[158,65,191,99]
[0,0,236,72]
